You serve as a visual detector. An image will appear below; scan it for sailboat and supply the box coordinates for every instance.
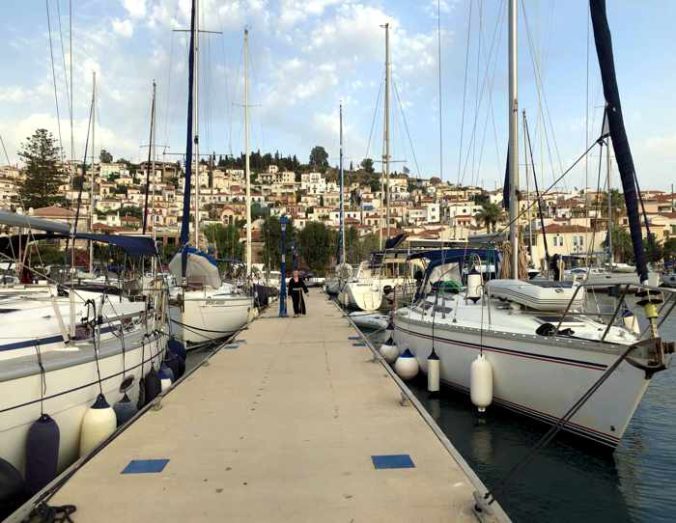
[393,0,674,448]
[0,212,166,484]
[325,102,354,297]
[168,0,252,346]
[339,24,419,312]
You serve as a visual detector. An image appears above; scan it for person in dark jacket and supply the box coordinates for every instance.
[288,270,309,316]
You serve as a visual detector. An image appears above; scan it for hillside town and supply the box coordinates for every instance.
[1,139,675,272]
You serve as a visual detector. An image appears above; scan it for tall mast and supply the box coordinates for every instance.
[606,134,613,266]
[179,0,197,248]
[143,80,157,235]
[193,0,200,248]
[508,0,519,279]
[339,101,345,265]
[244,28,252,277]
[383,22,391,246]
[89,71,96,273]
[69,0,74,190]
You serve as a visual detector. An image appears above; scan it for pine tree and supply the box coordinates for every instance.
[18,129,66,209]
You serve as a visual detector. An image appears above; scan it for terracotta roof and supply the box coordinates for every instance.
[33,206,75,218]
[543,224,592,233]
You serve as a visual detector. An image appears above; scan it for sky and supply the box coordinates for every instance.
[0,0,675,191]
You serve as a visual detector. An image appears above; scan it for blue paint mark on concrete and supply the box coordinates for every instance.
[122,459,170,474]
[371,454,415,469]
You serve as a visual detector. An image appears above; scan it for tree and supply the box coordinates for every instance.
[360,158,374,174]
[663,237,676,263]
[601,189,625,218]
[474,202,503,232]
[119,206,143,219]
[298,221,333,274]
[602,225,633,263]
[18,129,66,209]
[261,216,295,270]
[99,149,113,163]
[309,146,329,170]
[251,202,270,219]
[645,233,663,264]
[204,223,243,261]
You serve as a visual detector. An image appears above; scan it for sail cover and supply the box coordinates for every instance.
[590,0,648,283]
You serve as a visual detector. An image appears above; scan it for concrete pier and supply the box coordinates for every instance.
[37,292,508,521]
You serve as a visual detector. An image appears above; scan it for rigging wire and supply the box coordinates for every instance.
[46,0,66,161]
[455,0,473,188]
[496,137,602,238]
[363,80,384,163]
[521,0,566,189]
[0,134,11,164]
[436,0,443,181]
[458,1,504,186]
[55,0,71,131]
[162,30,176,159]
[393,81,422,179]
[470,0,483,183]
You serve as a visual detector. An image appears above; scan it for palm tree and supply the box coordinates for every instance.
[474,202,504,233]
[602,225,633,262]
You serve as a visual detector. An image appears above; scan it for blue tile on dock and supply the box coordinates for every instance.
[371,454,415,470]
[352,341,366,347]
[121,459,170,474]
[348,335,361,340]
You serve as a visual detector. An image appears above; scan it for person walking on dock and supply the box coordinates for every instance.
[288,270,309,317]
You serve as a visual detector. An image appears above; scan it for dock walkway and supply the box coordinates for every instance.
[44,291,507,522]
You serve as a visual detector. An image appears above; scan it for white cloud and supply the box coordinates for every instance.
[122,0,147,20]
[278,0,341,28]
[112,18,134,38]
[0,86,29,103]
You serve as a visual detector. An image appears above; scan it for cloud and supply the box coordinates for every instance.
[278,0,341,28]
[112,18,134,38]
[0,86,29,103]
[122,0,147,20]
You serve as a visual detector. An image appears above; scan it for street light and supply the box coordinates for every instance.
[279,215,289,317]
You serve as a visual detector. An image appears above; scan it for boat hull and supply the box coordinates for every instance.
[0,330,164,475]
[342,279,415,312]
[171,293,252,345]
[394,314,651,448]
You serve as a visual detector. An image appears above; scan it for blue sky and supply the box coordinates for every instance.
[0,0,674,190]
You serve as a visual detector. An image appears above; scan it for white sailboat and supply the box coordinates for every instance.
[339,25,419,312]
[0,212,166,487]
[168,0,252,346]
[393,0,674,448]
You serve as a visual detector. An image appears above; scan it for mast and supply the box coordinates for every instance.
[508,0,519,279]
[69,0,74,191]
[89,71,96,273]
[606,133,613,267]
[244,28,252,277]
[193,0,200,248]
[383,22,391,246]
[143,80,157,235]
[590,0,647,283]
[179,0,197,248]
[339,101,345,265]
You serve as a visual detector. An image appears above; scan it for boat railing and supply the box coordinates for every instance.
[553,280,675,341]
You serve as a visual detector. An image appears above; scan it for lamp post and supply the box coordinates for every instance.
[279,215,289,317]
